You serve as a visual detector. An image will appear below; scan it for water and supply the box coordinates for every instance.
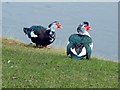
[2,2,118,61]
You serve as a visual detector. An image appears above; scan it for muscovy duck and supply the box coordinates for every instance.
[67,22,93,60]
[23,21,62,47]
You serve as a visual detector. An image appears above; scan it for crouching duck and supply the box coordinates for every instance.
[23,21,62,47]
[67,22,93,60]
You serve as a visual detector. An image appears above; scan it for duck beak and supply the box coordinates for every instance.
[88,26,92,31]
[59,24,63,29]
[84,25,92,31]
[56,23,63,29]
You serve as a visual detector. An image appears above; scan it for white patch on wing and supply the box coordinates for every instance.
[70,48,77,55]
[30,31,38,37]
[79,47,86,56]
[90,43,93,50]
[70,47,86,57]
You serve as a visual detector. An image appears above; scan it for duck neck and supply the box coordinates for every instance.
[47,27,56,32]
[84,30,91,37]
[47,27,55,35]
[50,28,55,32]
[78,27,91,37]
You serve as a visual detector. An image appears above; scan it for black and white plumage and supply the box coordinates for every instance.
[23,21,62,47]
[67,21,93,60]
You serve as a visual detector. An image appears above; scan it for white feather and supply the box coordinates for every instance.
[70,47,86,57]
[30,31,38,37]
[70,43,93,57]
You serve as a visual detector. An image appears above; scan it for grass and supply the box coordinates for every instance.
[2,37,119,88]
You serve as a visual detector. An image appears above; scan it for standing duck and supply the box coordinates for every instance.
[23,21,62,47]
[67,22,93,60]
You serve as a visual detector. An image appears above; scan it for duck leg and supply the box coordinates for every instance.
[35,44,42,48]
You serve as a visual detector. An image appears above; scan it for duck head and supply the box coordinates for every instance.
[77,21,92,37]
[82,22,92,31]
[77,22,92,31]
[48,21,62,31]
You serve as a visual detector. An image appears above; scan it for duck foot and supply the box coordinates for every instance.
[40,45,51,49]
[26,43,34,47]
[35,44,51,49]
[35,45,43,48]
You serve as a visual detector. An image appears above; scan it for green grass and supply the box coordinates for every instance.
[2,37,119,88]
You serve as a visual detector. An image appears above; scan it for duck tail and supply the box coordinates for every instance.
[23,27,32,38]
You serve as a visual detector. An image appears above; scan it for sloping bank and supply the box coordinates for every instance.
[2,37,119,88]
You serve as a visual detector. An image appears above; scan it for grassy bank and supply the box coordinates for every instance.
[2,38,119,88]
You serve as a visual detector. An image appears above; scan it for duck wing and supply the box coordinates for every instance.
[67,34,92,58]
[69,34,92,45]
[30,25,47,33]
[23,25,47,37]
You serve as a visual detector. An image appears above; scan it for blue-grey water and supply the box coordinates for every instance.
[2,2,118,61]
